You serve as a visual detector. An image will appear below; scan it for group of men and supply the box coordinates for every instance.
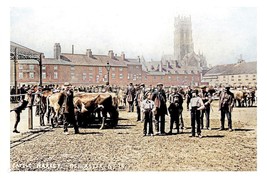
[125,82,235,138]
[11,81,235,137]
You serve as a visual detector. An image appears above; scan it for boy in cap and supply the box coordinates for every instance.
[141,91,156,136]
[189,89,205,138]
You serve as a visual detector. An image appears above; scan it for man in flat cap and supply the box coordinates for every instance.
[152,83,167,135]
[199,86,213,130]
[218,85,235,131]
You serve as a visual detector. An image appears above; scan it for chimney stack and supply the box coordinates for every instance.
[121,52,125,61]
[72,45,74,54]
[54,43,61,60]
[108,50,114,59]
[86,49,93,58]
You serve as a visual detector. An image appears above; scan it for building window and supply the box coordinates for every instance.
[119,67,123,71]
[238,79,241,81]
[54,72,58,79]
[29,72,34,79]
[133,75,136,81]
[136,66,139,69]
[70,66,75,71]
[83,73,86,80]
[232,75,234,78]
[103,75,107,82]
[71,73,75,79]
[111,67,115,71]
[89,67,93,71]
[54,65,58,70]
[177,76,179,81]
[29,65,34,70]
[42,72,46,79]
[238,75,241,78]
[89,73,93,79]
[246,75,248,77]
[42,65,46,70]
[19,65,23,70]
[98,67,102,75]
[19,72,23,79]
[119,73,123,79]
[168,76,171,80]
[112,73,115,79]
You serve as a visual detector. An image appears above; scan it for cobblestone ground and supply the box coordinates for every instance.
[10,101,257,171]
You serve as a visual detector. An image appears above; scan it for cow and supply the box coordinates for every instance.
[46,91,66,127]
[232,89,250,107]
[74,92,119,129]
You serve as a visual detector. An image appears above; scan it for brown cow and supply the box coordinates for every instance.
[47,91,66,127]
[74,93,119,129]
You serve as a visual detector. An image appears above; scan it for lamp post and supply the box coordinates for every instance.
[105,62,111,84]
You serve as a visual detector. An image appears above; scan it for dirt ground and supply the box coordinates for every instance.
[10,100,257,171]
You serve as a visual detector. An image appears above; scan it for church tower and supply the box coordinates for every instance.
[174,15,194,62]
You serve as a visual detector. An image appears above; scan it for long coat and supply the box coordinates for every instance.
[151,89,168,115]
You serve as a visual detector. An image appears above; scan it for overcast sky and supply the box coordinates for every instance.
[10,0,257,66]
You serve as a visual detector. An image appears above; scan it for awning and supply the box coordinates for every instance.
[10,41,41,61]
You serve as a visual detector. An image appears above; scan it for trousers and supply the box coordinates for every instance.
[220,109,232,129]
[190,107,201,136]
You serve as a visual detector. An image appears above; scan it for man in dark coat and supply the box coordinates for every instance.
[126,83,136,112]
[62,83,79,134]
[152,83,167,135]
[199,86,213,130]
[218,85,235,131]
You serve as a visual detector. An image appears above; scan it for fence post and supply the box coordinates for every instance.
[28,105,33,129]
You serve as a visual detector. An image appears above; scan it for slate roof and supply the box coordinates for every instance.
[204,61,257,76]
[60,53,142,67]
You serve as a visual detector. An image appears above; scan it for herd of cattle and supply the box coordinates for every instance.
[34,90,120,129]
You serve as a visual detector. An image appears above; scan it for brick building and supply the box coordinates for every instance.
[10,41,204,87]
